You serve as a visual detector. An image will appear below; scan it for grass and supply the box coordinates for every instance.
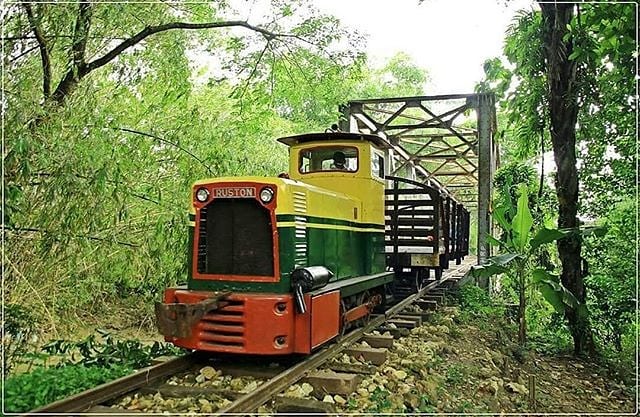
[445,364,466,386]
[4,363,132,412]
[4,331,183,413]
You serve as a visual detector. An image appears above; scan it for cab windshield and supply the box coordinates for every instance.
[299,146,358,173]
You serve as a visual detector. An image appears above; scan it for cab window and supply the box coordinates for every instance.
[299,146,358,173]
[371,152,385,178]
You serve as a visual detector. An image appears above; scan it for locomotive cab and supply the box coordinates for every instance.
[279,132,390,226]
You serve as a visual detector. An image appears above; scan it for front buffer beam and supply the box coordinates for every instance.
[155,291,230,339]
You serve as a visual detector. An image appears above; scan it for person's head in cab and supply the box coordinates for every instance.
[332,151,347,170]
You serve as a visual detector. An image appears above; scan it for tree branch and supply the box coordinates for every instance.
[86,20,281,75]
[233,40,271,100]
[21,1,51,98]
[51,19,287,104]
[4,226,140,248]
[70,1,92,69]
[9,44,39,63]
[32,171,160,205]
[112,127,214,175]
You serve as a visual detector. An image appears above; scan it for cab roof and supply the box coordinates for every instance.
[277,132,391,149]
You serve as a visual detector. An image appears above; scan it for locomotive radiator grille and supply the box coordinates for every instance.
[199,299,246,350]
[196,198,273,277]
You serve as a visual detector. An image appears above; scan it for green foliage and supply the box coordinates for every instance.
[4,331,182,412]
[2,304,40,376]
[532,268,580,316]
[527,307,573,355]
[367,386,394,412]
[4,363,132,413]
[444,364,465,386]
[354,52,429,98]
[494,162,538,206]
[416,395,436,412]
[569,4,636,217]
[42,330,182,369]
[459,284,493,311]
[493,162,556,230]
[0,1,340,332]
[478,4,635,217]
[457,284,504,323]
[476,10,548,161]
[473,184,577,344]
[477,1,633,359]
[584,198,636,359]
[4,0,433,339]
[512,184,534,251]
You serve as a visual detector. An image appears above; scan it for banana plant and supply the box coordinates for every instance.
[472,184,582,345]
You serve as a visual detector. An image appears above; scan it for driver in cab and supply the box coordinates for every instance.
[330,151,349,171]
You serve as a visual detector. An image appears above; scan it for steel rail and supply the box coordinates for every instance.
[23,260,473,415]
[25,352,202,414]
[218,260,474,415]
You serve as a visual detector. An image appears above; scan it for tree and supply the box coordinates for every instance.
[2,1,365,333]
[538,2,593,355]
[478,2,635,355]
[354,51,429,98]
[9,1,357,107]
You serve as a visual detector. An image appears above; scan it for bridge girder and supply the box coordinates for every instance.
[339,93,498,265]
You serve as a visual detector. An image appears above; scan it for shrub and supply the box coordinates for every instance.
[4,363,132,412]
[42,330,182,368]
[2,303,39,376]
[3,331,183,412]
[584,198,636,353]
[457,284,508,329]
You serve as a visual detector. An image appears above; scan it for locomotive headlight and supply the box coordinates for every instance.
[195,187,209,202]
[259,187,274,203]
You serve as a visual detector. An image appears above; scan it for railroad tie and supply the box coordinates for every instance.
[387,318,418,329]
[416,298,438,310]
[396,314,423,326]
[274,395,337,415]
[377,326,410,339]
[327,362,378,375]
[86,405,143,415]
[422,294,445,304]
[304,370,362,395]
[361,333,394,348]
[342,346,388,365]
[400,310,433,322]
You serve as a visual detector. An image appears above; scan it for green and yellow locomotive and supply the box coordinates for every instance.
[156,131,469,354]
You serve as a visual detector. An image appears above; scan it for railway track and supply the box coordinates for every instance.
[26,257,474,416]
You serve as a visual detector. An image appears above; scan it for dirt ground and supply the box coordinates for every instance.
[427,309,635,413]
[314,306,637,414]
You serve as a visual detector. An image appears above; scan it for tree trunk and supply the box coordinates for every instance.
[539,2,594,355]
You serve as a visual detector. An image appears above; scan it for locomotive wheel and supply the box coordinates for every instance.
[355,290,372,328]
[339,289,382,335]
[339,298,349,336]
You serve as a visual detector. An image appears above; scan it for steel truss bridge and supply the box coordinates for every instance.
[339,93,498,264]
